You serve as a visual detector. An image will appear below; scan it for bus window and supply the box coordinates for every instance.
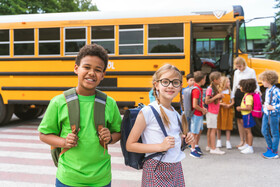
[39,28,60,55]
[239,22,247,52]
[119,25,143,55]
[196,39,224,61]
[91,26,115,55]
[65,27,86,55]
[0,30,9,56]
[14,29,34,56]
[148,23,183,53]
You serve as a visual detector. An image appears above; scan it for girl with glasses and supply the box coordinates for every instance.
[126,64,194,186]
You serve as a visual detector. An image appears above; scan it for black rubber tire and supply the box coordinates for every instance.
[0,97,7,124]
[2,104,14,124]
[15,107,42,120]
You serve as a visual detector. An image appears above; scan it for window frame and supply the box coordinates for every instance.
[0,29,10,57]
[64,27,87,56]
[38,28,61,56]
[147,23,184,55]
[91,26,115,55]
[13,28,35,57]
[119,26,144,55]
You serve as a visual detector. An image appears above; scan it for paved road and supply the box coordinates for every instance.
[0,117,279,187]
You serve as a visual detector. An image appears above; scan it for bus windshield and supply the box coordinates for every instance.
[239,22,247,52]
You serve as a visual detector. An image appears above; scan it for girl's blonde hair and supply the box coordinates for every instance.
[234,57,247,67]
[152,64,188,134]
[209,71,221,104]
[218,76,231,94]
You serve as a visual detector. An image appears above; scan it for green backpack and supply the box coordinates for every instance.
[51,88,107,167]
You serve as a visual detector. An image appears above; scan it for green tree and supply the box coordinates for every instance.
[0,0,98,15]
[265,0,280,60]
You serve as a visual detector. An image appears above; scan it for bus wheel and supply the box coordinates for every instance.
[37,106,47,118]
[15,107,42,120]
[251,118,263,137]
[2,105,14,124]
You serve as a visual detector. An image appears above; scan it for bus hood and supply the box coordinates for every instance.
[249,57,280,84]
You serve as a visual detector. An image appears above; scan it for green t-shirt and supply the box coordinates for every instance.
[38,93,121,186]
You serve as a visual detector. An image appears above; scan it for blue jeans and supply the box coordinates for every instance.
[261,113,280,153]
[56,178,111,187]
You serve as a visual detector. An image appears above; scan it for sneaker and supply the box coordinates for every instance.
[241,146,254,154]
[216,140,222,148]
[262,148,272,158]
[195,147,203,155]
[205,146,211,151]
[226,141,232,150]
[263,149,279,159]
[190,150,201,158]
[238,144,248,151]
[210,148,225,155]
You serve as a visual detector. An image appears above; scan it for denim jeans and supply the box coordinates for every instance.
[56,178,111,187]
[261,113,280,153]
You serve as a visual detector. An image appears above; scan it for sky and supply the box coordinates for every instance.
[92,0,278,26]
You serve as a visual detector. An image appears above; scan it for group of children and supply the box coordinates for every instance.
[185,69,280,159]
[38,43,280,186]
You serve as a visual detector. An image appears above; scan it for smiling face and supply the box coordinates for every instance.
[74,55,105,96]
[154,70,182,103]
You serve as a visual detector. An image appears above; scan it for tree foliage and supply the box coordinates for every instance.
[0,0,98,15]
[265,0,280,60]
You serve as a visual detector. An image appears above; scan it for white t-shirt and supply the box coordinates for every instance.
[231,66,260,98]
[141,101,185,163]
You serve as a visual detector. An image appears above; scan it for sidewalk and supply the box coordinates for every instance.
[182,134,279,187]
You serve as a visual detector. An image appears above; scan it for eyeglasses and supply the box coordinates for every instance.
[158,78,182,88]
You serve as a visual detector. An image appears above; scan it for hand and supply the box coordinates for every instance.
[267,105,275,111]
[160,136,175,151]
[183,132,194,144]
[236,106,241,112]
[64,133,79,148]
[99,127,112,144]
[217,93,224,99]
[202,107,208,115]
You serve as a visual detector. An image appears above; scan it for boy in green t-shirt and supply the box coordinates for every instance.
[38,44,121,187]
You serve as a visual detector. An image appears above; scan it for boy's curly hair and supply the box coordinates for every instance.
[75,44,108,72]
[258,70,279,85]
[239,79,256,93]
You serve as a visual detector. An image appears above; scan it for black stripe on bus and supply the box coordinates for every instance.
[0,55,185,61]
[7,100,136,107]
[2,87,151,92]
[0,71,185,76]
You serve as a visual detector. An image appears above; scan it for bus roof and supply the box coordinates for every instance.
[0,6,236,23]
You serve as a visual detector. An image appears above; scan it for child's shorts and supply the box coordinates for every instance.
[206,112,218,128]
[190,115,203,134]
[242,113,256,128]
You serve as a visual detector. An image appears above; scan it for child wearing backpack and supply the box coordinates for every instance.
[38,44,122,187]
[236,79,257,154]
[205,71,225,154]
[126,64,194,186]
[217,76,234,149]
[188,71,208,158]
[259,70,280,159]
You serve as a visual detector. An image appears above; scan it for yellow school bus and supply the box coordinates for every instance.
[0,5,279,126]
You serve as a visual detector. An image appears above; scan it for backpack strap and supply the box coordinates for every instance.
[64,88,79,133]
[193,86,202,106]
[94,89,107,131]
[60,88,80,156]
[149,105,168,137]
[94,89,108,150]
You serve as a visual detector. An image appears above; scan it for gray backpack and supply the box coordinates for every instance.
[183,86,201,120]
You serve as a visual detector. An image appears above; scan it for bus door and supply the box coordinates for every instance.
[190,23,234,82]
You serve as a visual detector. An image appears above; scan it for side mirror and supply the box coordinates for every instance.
[270,22,277,39]
[270,41,277,51]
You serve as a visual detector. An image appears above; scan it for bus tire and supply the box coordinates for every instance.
[15,107,42,120]
[2,104,14,124]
